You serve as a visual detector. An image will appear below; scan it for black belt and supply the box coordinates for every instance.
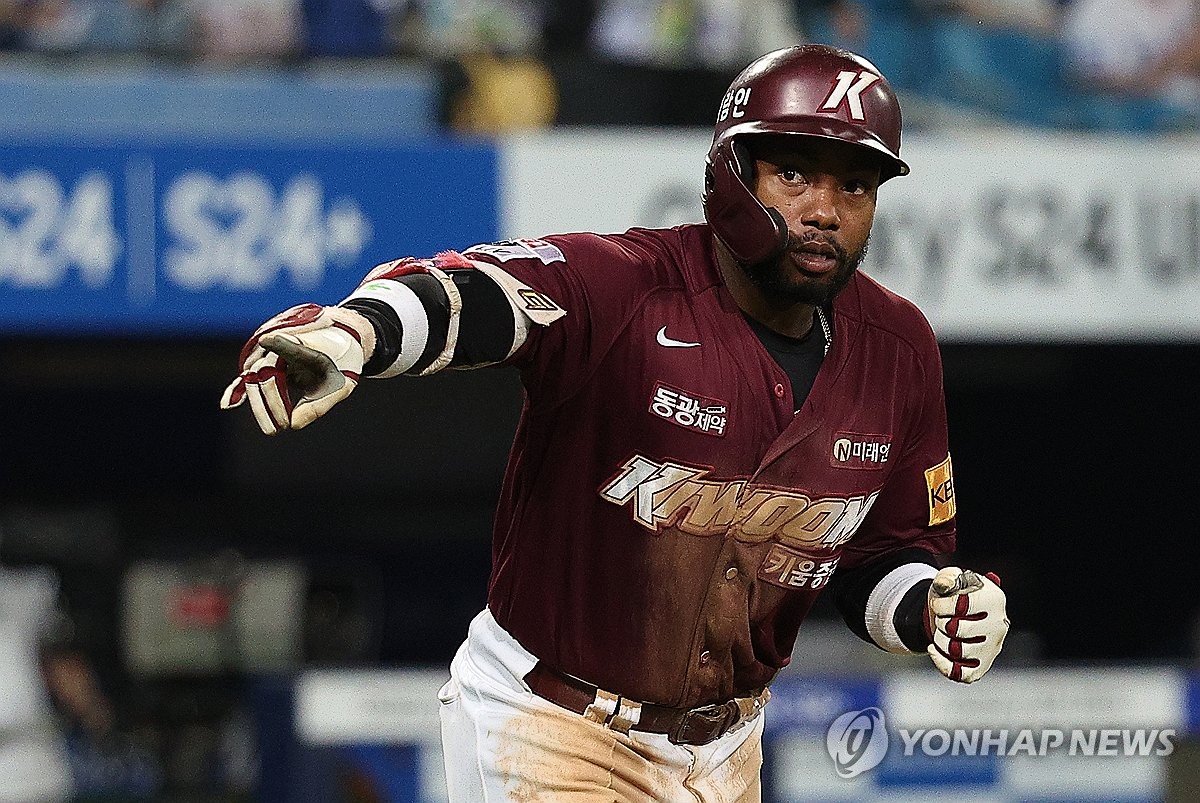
[523,661,768,746]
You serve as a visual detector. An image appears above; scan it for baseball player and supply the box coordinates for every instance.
[222,45,1009,801]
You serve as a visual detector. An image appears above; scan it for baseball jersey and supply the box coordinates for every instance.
[465,223,955,708]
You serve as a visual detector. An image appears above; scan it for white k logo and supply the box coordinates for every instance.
[656,326,700,348]
[820,70,881,121]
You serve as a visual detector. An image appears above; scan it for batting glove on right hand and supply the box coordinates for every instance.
[220,304,376,435]
[926,567,1009,684]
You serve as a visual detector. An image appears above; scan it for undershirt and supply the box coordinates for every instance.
[741,308,829,413]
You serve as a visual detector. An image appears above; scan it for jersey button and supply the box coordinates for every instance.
[699,650,712,665]
[773,383,785,398]
[725,567,738,580]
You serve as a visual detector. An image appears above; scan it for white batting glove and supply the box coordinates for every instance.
[220,304,376,435]
[926,567,1009,684]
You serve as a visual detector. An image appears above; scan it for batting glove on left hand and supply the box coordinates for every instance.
[926,567,1009,684]
[220,304,376,435]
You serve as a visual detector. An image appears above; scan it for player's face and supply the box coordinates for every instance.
[745,136,880,305]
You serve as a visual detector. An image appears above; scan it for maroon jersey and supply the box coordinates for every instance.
[466,223,955,708]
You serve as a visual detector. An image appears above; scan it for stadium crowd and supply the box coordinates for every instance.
[0,0,1195,131]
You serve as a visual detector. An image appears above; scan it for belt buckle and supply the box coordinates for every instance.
[669,702,737,746]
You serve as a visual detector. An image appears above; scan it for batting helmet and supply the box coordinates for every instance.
[702,45,909,266]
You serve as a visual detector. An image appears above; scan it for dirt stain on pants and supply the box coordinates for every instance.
[488,698,763,802]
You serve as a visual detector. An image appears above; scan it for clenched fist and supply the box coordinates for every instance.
[926,567,1009,683]
[220,304,375,435]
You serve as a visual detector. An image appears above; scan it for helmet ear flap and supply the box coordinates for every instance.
[731,140,755,184]
[729,140,789,235]
[702,139,789,266]
[764,206,788,243]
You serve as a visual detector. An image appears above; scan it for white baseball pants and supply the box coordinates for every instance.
[438,608,764,802]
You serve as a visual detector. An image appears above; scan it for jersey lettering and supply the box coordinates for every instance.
[820,70,881,121]
[600,456,706,529]
[761,546,839,590]
[599,455,879,551]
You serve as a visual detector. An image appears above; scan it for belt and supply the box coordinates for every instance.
[523,661,769,746]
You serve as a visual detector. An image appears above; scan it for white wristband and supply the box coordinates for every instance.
[341,278,430,378]
[865,562,938,655]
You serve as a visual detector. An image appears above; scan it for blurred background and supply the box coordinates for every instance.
[0,0,1198,800]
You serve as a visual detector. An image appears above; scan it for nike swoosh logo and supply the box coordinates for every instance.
[656,326,700,348]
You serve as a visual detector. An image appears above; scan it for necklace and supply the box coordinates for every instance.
[816,307,831,357]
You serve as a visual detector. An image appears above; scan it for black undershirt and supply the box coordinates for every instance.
[741,308,828,412]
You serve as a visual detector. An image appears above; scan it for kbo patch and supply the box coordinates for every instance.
[925,453,956,526]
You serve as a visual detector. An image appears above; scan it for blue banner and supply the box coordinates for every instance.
[0,141,498,334]
[763,675,883,737]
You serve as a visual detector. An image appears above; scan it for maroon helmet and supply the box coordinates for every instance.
[702,45,909,265]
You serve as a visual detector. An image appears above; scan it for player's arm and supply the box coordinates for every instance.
[829,322,1008,684]
[220,250,563,435]
[341,253,556,377]
[831,547,943,655]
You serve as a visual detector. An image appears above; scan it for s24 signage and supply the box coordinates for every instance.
[0,141,497,334]
[163,172,369,291]
[0,169,119,289]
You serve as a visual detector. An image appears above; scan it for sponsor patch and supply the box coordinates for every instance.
[717,86,753,123]
[831,432,891,469]
[649,382,727,437]
[759,545,839,590]
[925,453,956,526]
[464,238,565,264]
